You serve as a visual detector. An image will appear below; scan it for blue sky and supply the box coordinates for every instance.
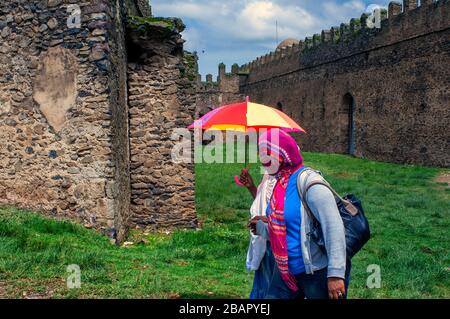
[150,0,391,79]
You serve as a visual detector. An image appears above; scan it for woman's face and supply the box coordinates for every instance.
[259,152,282,175]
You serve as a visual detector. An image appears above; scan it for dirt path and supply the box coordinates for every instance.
[0,279,60,299]
[0,281,6,299]
[434,172,450,188]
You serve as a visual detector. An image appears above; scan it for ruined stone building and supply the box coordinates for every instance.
[0,0,198,242]
[202,0,450,167]
[0,0,448,242]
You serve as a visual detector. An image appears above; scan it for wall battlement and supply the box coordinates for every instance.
[197,62,241,90]
[238,0,449,167]
[240,0,449,84]
[195,63,244,117]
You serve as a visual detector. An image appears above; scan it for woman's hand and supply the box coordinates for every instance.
[239,168,257,198]
[247,216,268,234]
[239,168,255,188]
[328,277,346,299]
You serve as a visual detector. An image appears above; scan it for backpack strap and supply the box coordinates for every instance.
[297,168,359,218]
[297,168,327,222]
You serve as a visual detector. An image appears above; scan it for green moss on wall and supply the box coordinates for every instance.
[313,34,321,44]
[181,51,198,81]
[127,16,185,35]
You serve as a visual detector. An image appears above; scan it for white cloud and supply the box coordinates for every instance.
[322,0,368,24]
[233,1,321,41]
[153,0,322,42]
[182,27,204,52]
[152,1,235,22]
[151,0,391,76]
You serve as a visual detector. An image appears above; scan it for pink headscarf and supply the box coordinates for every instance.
[258,129,303,292]
[258,129,303,173]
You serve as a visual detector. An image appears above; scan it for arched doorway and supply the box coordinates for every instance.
[340,93,356,155]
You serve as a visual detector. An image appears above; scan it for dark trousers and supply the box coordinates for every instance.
[250,244,352,299]
[293,260,352,299]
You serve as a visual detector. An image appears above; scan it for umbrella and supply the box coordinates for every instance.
[188,96,306,186]
[189,97,304,133]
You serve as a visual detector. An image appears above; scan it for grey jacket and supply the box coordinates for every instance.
[256,169,347,279]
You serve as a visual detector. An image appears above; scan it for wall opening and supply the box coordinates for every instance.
[126,35,147,63]
[340,93,356,155]
[276,102,283,111]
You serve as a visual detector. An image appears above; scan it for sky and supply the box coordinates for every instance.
[150,0,392,79]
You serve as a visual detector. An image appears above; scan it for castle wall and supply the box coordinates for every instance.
[196,82,220,118]
[240,0,450,167]
[126,20,197,229]
[196,64,245,118]
[0,0,130,238]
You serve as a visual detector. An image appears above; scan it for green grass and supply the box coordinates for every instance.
[0,151,449,298]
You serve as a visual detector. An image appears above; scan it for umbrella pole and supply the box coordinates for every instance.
[245,135,249,168]
[245,96,249,169]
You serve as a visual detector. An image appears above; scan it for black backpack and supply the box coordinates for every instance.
[297,168,370,259]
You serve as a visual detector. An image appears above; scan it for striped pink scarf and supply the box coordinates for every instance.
[259,129,303,292]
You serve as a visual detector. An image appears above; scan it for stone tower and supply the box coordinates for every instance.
[0,0,198,242]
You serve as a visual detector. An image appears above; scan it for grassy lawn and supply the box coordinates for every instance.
[0,151,449,298]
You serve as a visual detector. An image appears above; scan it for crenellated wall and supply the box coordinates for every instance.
[195,63,245,118]
[239,0,450,167]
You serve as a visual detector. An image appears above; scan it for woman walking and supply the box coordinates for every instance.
[244,129,351,299]
[239,168,278,298]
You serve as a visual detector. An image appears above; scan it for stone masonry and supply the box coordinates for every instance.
[0,0,198,241]
[126,17,197,228]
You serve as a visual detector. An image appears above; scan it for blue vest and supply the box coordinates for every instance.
[266,167,306,275]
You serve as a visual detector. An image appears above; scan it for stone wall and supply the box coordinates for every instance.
[239,0,450,167]
[0,0,198,239]
[0,0,130,238]
[108,0,131,242]
[196,63,245,118]
[125,0,152,17]
[126,17,197,229]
